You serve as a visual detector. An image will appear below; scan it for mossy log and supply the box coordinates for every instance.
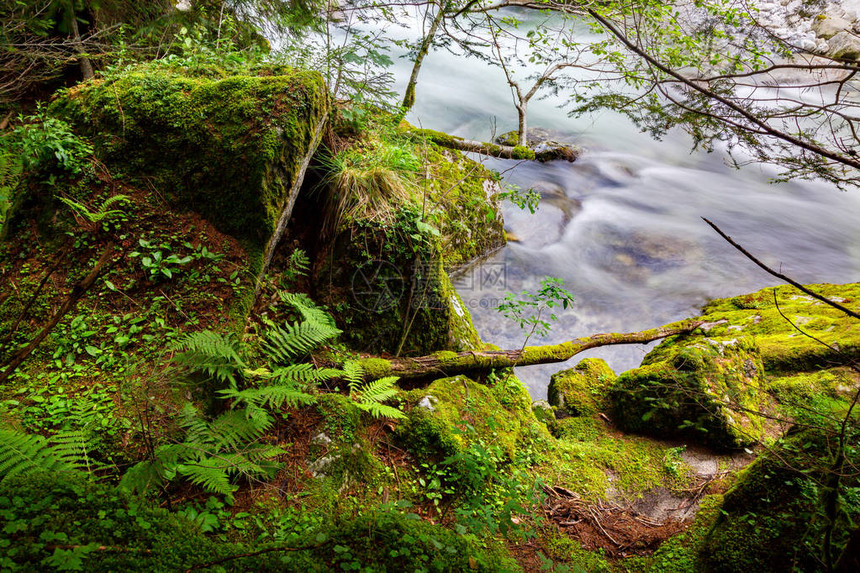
[402,127,579,162]
[359,319,704,381]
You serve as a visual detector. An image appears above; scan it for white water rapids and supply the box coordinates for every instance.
[285,10,860,398]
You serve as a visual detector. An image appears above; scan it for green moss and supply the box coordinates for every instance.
[701,428,859,572]
[315,394,363,444]
[52,68,327,260]
[609,337,765,450]
[511,145,536,160]
[316,209,482,355]
[538,416,693,501]
[360,357,393,380]
[696,283,860,374]
[400,374,549,462]
[548,358,616,417]
[420,145,505,269]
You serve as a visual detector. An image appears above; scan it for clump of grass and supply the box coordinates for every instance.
[317,139,420,235]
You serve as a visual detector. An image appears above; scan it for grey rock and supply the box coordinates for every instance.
[417,395,438,412]
[812,14,852,39]
[828,30,860,59]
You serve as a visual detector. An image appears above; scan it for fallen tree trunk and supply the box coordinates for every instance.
[402,127,580,162]
[359,318,705,381]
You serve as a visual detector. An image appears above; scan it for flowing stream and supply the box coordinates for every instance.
[336,13,860,398]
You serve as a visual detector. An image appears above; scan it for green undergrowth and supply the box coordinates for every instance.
[0,471,518,572]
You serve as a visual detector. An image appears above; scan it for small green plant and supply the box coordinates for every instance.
[12,104,93,176]
[663,445,687,479]
[130,238,193,281]
[59,194,130,233]
[497,277,575,349]
[499,184,540,214]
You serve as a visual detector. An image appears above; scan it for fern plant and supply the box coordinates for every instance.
[341,360,405,420]
[0,428,93,483]
[0,152,21,233]
[119,404,284,500]
[171,330,247,385]
[58,194,130,224]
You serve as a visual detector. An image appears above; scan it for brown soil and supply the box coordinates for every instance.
[546,494,690,558]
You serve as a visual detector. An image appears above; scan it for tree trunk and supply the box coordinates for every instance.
[401,1,445,112]
[357,319,704,382]
[516,103,527,146]
[69,14,94,81]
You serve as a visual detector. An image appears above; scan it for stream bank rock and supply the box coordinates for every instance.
[609,337,765,450]
[548,358,616,418]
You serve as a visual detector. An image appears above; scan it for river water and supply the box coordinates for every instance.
[319,12,860,398]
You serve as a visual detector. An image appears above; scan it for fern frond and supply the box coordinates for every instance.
[269,363,340,384]
[177,463,237,497]
[263,320,341,365]
[356,401,407,420]
[97,194,131,214]
[207,409,271,451]
[58,194,130,223]
[348,374,405,420]
[279,292,337,329]
[341,360,365,393]
[172,330,246,385]
[355,376,400,404]
[49,430,94,472]
[220,385,316,410]
[0,429,78,483]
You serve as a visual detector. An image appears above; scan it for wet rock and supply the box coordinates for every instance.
[548,358,616,418]
[531,400,555,425]
[827,30,860,59]
[310,432,332,446]
[812,13,853,39]
[608,337,765,450]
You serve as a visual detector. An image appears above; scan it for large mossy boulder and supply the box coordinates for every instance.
[548,358,616,418]
[397,374,551,464]
[52,68,328,264]
[609,337,764,449]
[314,207,483,355]
[701,428,860,572]
[695,283,860,374]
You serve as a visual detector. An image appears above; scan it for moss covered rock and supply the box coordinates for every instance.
[52,68,328,266]
[315,207,482,355]
[398,374,550,463]
[701,428,860,572]
[548,358,616,418]
[421,146,505,269]
[609,337,765,449]
[693,283,860,374]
